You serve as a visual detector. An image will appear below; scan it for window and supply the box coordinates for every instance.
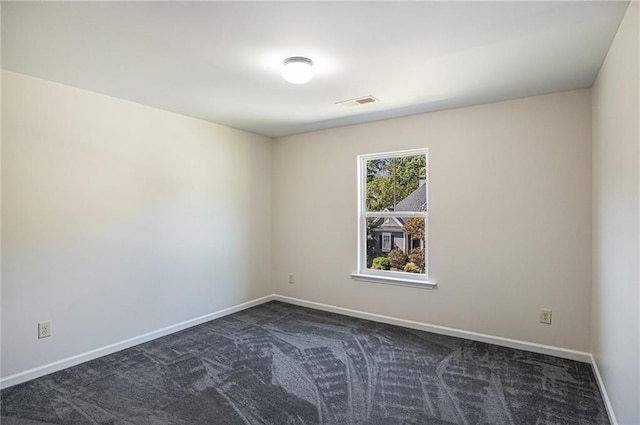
[351,149,434,288]
[381,233,392,252]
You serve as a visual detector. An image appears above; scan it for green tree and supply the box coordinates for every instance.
[365,217,377,267]
[366,155,426,212]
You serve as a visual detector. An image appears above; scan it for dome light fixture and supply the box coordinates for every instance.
[282,56,314,84]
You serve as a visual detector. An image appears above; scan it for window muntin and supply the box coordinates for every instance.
[357,149,429,283]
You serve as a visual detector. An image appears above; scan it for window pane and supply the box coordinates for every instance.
[366,155,427,212]
[366,216,426,274]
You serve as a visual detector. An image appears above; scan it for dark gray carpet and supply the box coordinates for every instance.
[1,301,609,425]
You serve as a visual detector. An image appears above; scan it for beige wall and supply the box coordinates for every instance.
[1,71,273,378]
[592,2,640,424]
[273,89,592,352]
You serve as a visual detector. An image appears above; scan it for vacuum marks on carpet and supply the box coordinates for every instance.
[1,302,609,425]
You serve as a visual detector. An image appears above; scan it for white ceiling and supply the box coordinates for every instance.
[1,1,630,138]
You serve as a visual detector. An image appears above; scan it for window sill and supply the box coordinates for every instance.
[350,273,437,289]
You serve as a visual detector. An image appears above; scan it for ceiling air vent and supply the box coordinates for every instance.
[336,95,380,107]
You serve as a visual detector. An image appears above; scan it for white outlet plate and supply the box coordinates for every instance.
[539,309,552,325]
[38,321,52,338]
[288,274,295,284]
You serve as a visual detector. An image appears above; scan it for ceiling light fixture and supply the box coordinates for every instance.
[282,56,314,84]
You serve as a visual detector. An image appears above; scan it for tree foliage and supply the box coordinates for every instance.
[404,263,422,273]
[403,217,425,240]
[365,217,376,266]
[387,248,408,269]
[408,248,425,272]
[371,256,390,270]
[366,155,426,212]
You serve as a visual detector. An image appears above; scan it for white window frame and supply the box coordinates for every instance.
[351,148,436,289]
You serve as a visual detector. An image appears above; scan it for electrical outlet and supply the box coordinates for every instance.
[539,309,552,325]
[288,274,295,284]
[38,321,52,338]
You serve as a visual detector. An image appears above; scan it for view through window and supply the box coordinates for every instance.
[358,149,429,281]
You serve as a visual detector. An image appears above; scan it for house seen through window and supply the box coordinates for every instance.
[356,149,429,285]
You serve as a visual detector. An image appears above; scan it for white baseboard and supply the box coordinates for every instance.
[0,294,275,389]
[272,295,623,422]
[272,294,592,363]
[590,354,619,425]
[2,292,613,423]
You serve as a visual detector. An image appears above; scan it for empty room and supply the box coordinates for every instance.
[1,1,639,424]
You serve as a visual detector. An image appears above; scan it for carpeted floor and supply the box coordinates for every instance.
[1,301,609,425]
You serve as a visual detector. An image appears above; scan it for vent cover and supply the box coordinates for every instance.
[336,95,379,107]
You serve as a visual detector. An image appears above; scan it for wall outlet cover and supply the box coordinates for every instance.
[539,309,552,325]
[38,321,52,338]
